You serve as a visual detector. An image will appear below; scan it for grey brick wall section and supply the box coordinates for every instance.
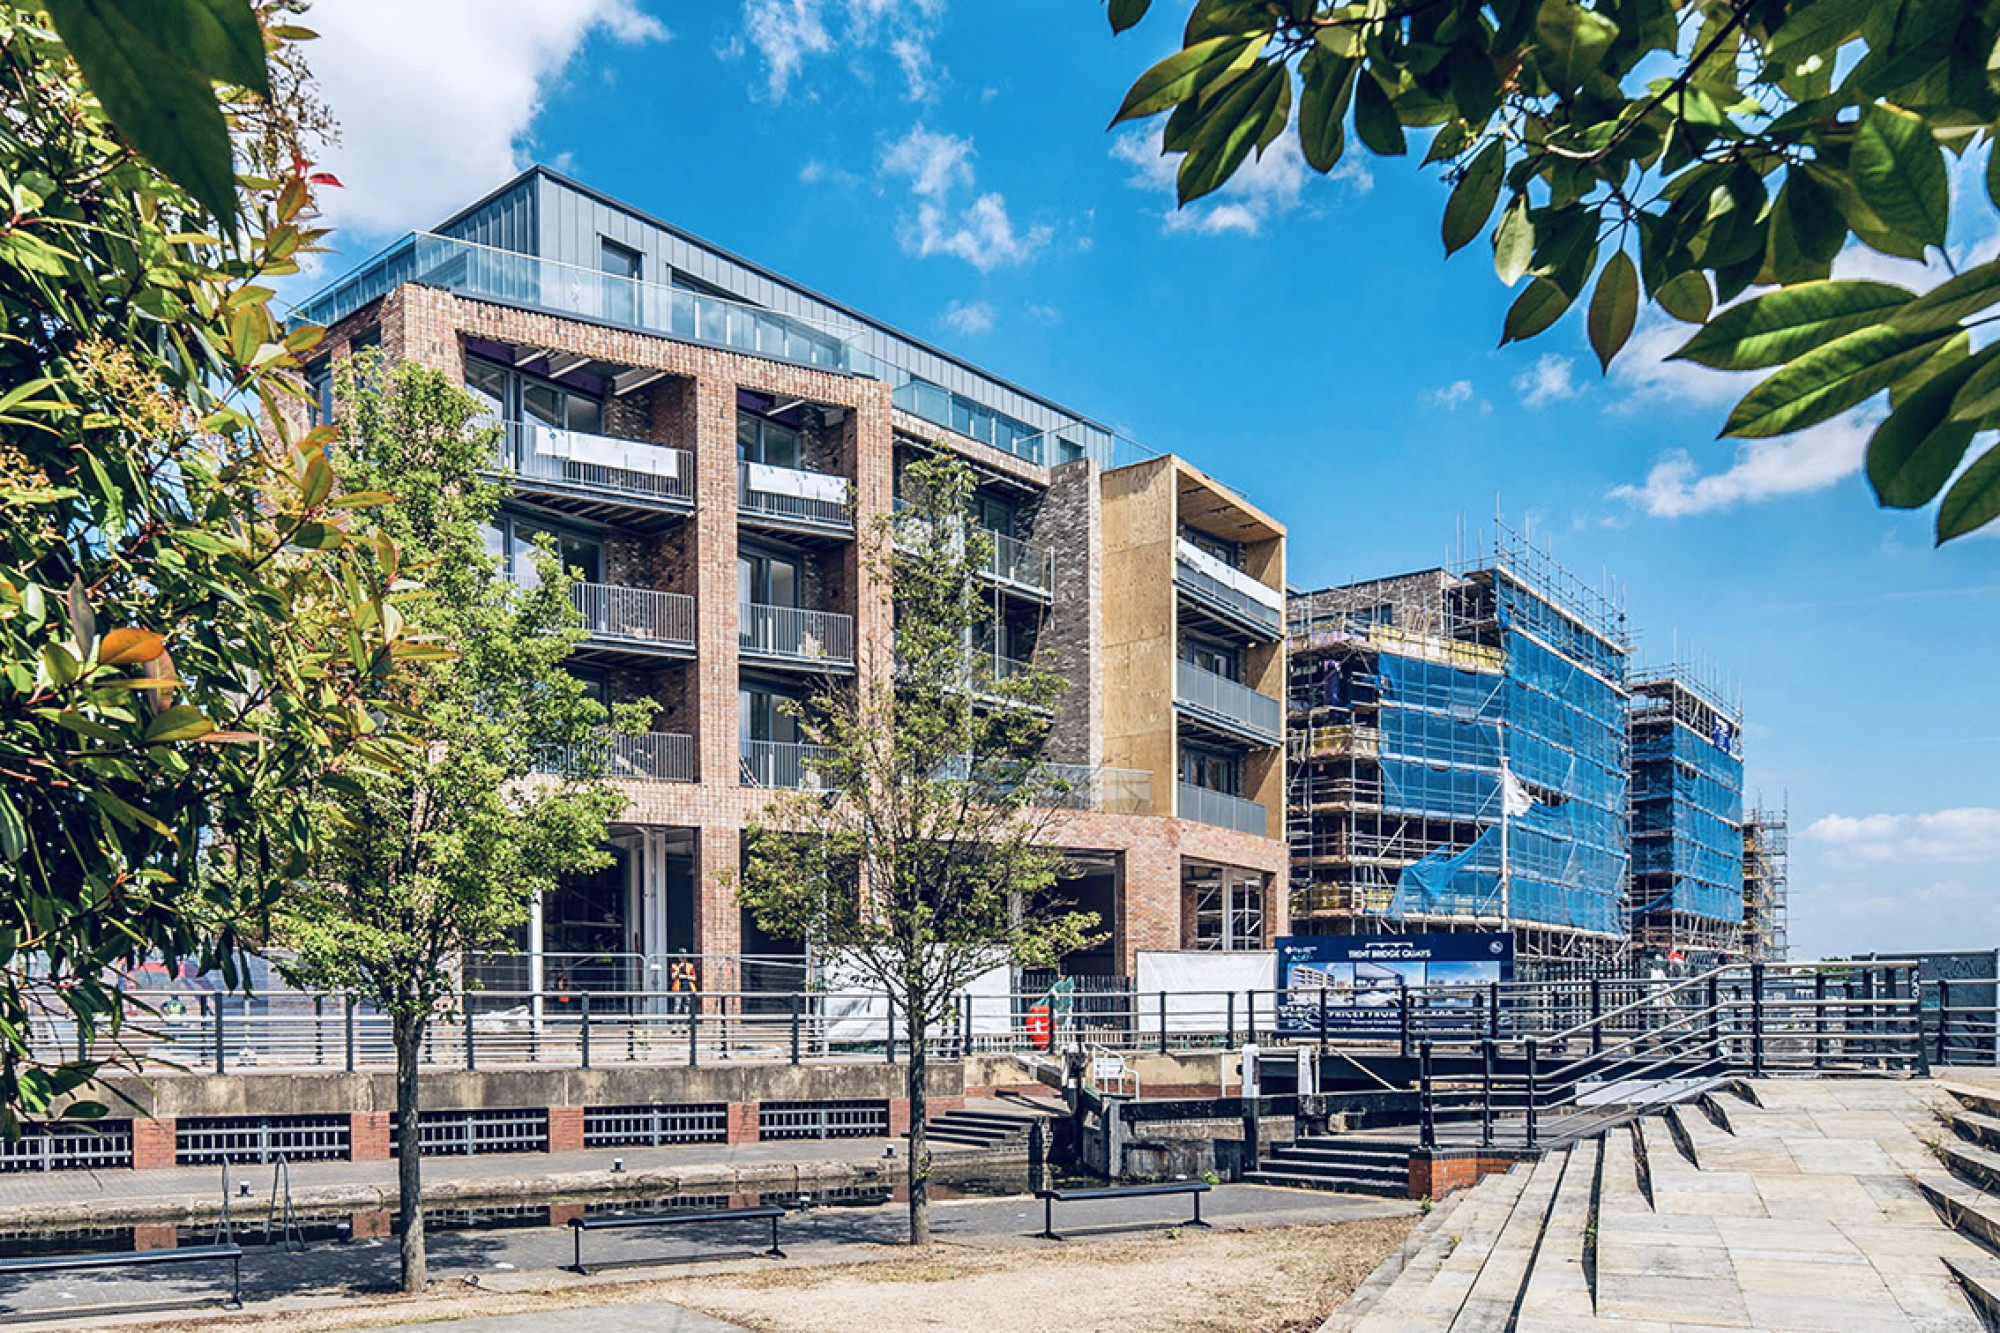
[1041,458,1103,772]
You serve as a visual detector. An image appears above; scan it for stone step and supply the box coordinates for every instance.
[1254,1156,1407,1183]
[1944,1082,2000,1122]
[1347,1168,1531,1333]
[1918,1172,2000,1253]
[1599,1119,1650,1214]
[1944,1252,2000,1328]
[1240,1168,1408,1197]
[1449,1147,1569,1331]
[1327,1182,1480,1333]
[1954,1108,2000,1153]
[1517,1135,1601,1326]
[1940,1136,2000,1194]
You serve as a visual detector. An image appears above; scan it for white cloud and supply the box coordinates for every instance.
[308,0,666,238]
[1606,411,1878,518]
[1514,354,1577,408]
[940,299,995,336]
[737,0,943,100]
[1025,302,1062,324]
[880,126,1049,272]
[1424,380,1477,412]
[1110,127,1364,237]
[1804,807,2000,866]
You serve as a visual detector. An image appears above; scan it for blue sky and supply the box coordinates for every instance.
[301,0,1999,959]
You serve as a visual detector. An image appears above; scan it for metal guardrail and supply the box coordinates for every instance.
[1174,660,1282,744]
[740,739,832,789]
[533,731,694,783]
[573,582,695,653]
[739,601,855,666]
[1174,549,1283,637]
[737,462,854,532]
[890,499,1053,595]
[1177,781,1269,836]
[489,420,694,509]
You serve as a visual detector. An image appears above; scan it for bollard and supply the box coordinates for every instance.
[580,991,592,1070]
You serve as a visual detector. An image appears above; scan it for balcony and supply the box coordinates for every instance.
[1174,660,1283,747]
[740,739,831,789]
[931,757,1154,815]
[1174,537,1282,640]
[740,602,856,671]
[488,420,693,527]
[738,462,854,538]
[1178,782,1271,837]
[534,731,694,783]
[890,500,1058,599]
[571,582,695,659]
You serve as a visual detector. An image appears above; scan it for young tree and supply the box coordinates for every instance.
[0,9,409,1119]
[1105,0,2000,542]
[272,358,633,1292]
[738,454,1101,1246]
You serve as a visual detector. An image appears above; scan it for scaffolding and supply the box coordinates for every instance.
[1626,668,1746,962]
[1287,528,1631,968]
[1741,806,1790,961]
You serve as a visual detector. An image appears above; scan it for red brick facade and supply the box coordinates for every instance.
[1407,1148,1533,1199]
[725,1101,759,1144]
[350,1111,392,1162]
[547,1105,584,1154]
[308,279,1290,979]
[131,1117,176,1170]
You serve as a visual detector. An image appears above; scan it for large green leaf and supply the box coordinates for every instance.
[1107,0,1153,33]
[1500,278,1574,343]
[1442,141,1505,255]
[1767,169,1846,282]
[1888,260,2000,335]
[1851,104,1950,251]
[1177,63,1287,203]
[1936,443,2000,541]
[1494,197,1535,286]
[1112,33,1262,124]
[1298,51,1355,172]
[1655,271,1713,324]
[1535,0,1621,91]
[1353,70,1407,156]
[1949,346,2000,423]
[43,0,266,226]
[1588,252,1638,370]
[1723,326,1941,437]
[1674,280,1914,370]
[1764,0,1875,68]
[1865,351,1984,507]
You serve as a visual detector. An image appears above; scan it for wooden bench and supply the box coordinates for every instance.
[1036,1181,1211,1241]
[566,1205,785,1274]
[0,1243,243,1309]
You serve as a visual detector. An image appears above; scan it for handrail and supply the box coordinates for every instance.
[1541,964,1735,1045]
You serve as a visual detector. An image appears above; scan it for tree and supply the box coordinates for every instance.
[1105,0,2000,542]
[0,9,409,1120]
[737,454,1101,1246]
[270,357,633,1293]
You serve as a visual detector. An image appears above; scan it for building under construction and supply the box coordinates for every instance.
[1287,531,1632,968]
[1626,669,1746,963]
[1741,806,1790,961]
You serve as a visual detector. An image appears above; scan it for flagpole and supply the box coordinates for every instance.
[1499,731,1511,927]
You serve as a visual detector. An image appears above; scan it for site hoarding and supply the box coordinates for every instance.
[1275,933,1515,1038]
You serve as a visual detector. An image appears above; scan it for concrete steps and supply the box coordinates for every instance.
[908,1103,1053,1149]
[1345,1163,1534,1332]
[1516,1137,1599,1326]
[1246,1136,1412,1197]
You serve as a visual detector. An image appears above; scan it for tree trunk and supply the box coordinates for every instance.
[393,1010,427,1293]
[906,1004,930,1246]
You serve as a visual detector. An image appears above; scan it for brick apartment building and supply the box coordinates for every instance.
[296,167,1290,992]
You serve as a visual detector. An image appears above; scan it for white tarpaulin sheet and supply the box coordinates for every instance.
[819,951,1009,1043]
[1134,950,1279,1035]
[746,461,848,504]
[1176,537,1283,612]
[534,424,681,479]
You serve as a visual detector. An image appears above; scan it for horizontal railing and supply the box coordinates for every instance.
[1174,544,1282,637]
[574,582,695,652]
[930,758,1154,815]
[34,960,1925,1080]
[1177,781,1270,836]
[533,731,694,783]
[889,500,1052,595]
[1174,660,1283,743]
[739,601,855,666]
[738,462,854,531]
[740,738,831,789]
[488,420,694,509]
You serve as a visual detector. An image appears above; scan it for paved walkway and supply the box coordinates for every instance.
[1336,1077,1988,1332]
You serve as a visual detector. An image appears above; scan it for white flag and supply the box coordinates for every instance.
[1501,771,1534,817]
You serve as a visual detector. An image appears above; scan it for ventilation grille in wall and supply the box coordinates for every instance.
[583,1103,728,1148]
[389,1108,549,1157]
[0,1122,133,1173]
[176,1115,352,1165]
[758,1099,889,1140]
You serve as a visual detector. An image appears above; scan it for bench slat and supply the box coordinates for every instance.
[0,1244,242,1275]
[570,1206,784,1230]
[1041,1182,1210,1202]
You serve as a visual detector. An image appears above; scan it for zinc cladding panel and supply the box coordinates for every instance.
[526,175,1094,438]
[439,177,538,255]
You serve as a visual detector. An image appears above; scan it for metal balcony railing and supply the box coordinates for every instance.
[738,462,854,532]
[739,602,856,667]
[1178,782,1270,836]
[929,757,1152,814]
[488,420,693,510]
[1174,539,1282,638]
[533,732,694,783]
[740,739,831,789]
[1174,660,1283,744]
[890,500,1053,596]
[572,582,695,653]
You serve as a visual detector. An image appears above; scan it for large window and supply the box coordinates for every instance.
[1180,746,1242,795]
[466,356,603,436]
[1181,633,1240,681]
[485,515,603,585]
[737,546,802,609]
[600,239,641,325]
[1181,526,1241,570]
[737,411,800,467]
[739,684,802,744]
[972,491,1018,537]
[1189,865,1265,951]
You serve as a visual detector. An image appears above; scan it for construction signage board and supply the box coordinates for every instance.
[1275,933,1514,1038]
